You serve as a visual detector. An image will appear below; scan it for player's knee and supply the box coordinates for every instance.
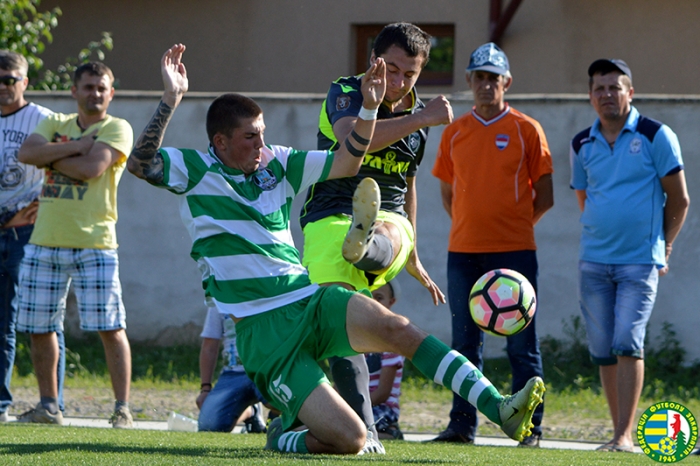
[334,422,366,454]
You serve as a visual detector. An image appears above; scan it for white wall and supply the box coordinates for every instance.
[27,91,700,363]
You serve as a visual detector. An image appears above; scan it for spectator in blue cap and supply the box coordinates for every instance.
[570,58,689,452]
[431,42,553,447]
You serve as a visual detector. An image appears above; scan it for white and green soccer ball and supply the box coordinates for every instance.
[469,268,537,337]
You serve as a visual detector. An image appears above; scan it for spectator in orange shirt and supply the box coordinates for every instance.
[431,42,553,448]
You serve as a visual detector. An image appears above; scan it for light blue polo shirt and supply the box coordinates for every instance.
[569,106,683,267]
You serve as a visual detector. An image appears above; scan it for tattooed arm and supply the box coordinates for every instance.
[128,44,189,184]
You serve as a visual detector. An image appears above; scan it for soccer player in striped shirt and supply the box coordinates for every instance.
[128,44,544,456]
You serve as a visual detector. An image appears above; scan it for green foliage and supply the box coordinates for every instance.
[0,0,60,78]
[15,332,203,383]
[37,31,113,90]
[0,0,113,90]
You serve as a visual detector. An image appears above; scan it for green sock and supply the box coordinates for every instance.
[269,429,309,453]
[411,335,503,424]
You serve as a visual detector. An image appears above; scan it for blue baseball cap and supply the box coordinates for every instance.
[466,42,511,77]
[588,58,633,81]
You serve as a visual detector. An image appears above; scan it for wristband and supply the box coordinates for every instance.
[358,106,378,121]
[200,382,212,389]
[200,388,211,393]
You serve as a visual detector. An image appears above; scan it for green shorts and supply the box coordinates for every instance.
[302,211,415,291]
[235,285,359,430]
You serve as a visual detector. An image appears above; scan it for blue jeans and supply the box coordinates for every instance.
[197,370,265,432]
[446,251,544,439]
[0,225,65,414]
[578,261,658,365]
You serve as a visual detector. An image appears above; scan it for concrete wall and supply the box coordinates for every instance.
[35,0,700,95]
[26,90,700,363]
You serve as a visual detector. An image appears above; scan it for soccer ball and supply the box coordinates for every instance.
[658,436,676,455]
[469,268,536,337]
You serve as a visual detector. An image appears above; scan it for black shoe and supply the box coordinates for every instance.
[518,432,541,448]
[428,428,474,444]
[693,448,700,455]
[380,422,404,440]
[243,403,266,433]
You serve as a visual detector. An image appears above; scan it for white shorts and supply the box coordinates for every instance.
[16,244,126,333]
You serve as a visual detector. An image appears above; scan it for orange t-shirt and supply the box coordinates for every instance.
[432,105,553,253]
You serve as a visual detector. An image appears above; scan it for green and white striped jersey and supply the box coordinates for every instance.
[157,144,334,317]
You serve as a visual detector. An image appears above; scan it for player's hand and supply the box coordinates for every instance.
[420,96,454,127]
[196,390,209,410]
[162,44,189,105]
[405,251,446,305]
[360,57,386,110]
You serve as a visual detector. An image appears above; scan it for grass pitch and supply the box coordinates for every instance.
[2,424,695,465]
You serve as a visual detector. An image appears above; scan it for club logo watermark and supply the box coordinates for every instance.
[637,401,698,462]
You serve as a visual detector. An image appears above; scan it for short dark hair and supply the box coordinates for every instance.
[588,72,632,91]
[73,62,114,85]
[206,93,263,143]
[0,50,28,76]
[372,22,431,67]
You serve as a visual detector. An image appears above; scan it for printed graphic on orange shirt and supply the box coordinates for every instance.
[637,401,698,462]
[495,134,509,150]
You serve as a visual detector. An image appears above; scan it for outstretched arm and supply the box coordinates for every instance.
[404,176,446,305]
[128,44,189,183]
[332,95,453,152]
[327,58,386,180]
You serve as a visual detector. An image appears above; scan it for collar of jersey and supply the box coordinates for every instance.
[590,105,639,141]
[380,87,419,118]
[471,103,510,126]
[207,145,248,177]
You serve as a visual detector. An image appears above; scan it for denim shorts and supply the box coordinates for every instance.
[578,261,659,365]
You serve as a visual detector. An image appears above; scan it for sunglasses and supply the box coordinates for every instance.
[0,76,24,86]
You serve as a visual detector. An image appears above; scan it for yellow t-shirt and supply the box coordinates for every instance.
[30,113,134,249]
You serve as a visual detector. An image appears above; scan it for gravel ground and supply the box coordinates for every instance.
[9,386,201,422]
[8,385,613,441]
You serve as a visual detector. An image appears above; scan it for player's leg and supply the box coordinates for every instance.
[74,248,132,427]
[328,354,377,439]
[345,292,545,442]
[294,383,367,454]
[302,215,381,440]
[259,354,372,454]
[342,177,403,271]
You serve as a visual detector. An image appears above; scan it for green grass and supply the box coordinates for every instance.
[3,424,694,465]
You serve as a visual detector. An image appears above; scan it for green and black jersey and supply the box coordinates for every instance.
[299,75,428,227]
